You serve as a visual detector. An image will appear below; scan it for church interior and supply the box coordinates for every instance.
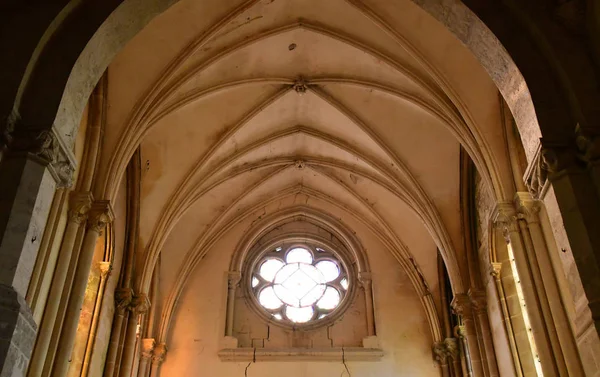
[1,0,600,376]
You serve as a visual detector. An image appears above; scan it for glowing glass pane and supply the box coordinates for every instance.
[259,259,284,282]
[273,313,282,320]
[340,278,349,290]
[316,287,340,310]
[286,306,314,323]
[318,314,328,319]
[252,277,259,288]
[315,261,339,282]
[258,287,283,309]
[286,248,313,264]
[299,284,326,307]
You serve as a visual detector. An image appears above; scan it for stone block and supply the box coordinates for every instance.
[0,284,37,377]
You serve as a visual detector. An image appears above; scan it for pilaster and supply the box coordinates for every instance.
[0,125,75,376]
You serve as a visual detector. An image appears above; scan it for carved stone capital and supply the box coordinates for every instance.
[115,288,134,312]
[433,342,448,363]
[451,293,472,317]
[444,338,459,359]
[574,124,600,163]
[130,293,151,314]
[87,200,114,234]
[492,202,519,241]
[358,272,372,287]
[468,290,487,314]
[514,192,542,224]
[227,272,241,290]
[141,338,156,360]
[5,126,75,187]
[490,262,502,278]
[152,342,168,365]
[98,261,112,278]
[433,338,460,364]
[68,191,93,224]
[540,140,584,175]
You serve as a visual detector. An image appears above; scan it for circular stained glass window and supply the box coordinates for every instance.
[250,245,349,325]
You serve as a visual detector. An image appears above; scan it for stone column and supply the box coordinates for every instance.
[137,339,155,377]
[103,289,133,377]
[28,191,92,377]
[118,294,150,377]
[51,201,114,377]
[515,193,585,375]
[225,272,241,337]
[0,126,74,376]
[359,272,376,337]
[149,343,167,377]
[490,263,523,377]
[468,291,499,377]
[456,326,472,377]
[452,294,484,377]
[81,261,112,377]
[494,204,558,376]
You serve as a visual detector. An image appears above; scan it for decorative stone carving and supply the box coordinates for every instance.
[358,272,372,288]
[68,191,93,224]
[227,271,241,290]
[87,200,115,234]
[294,159,305,169]
[131,293,151,314]
[152,342,168,365]
[574,123,600,163]
[433,338,460,364]
[98,261,112,278]
[433,342,449,363]
[514,192,542,224]
[115,288,134,311]
[451,293,472,317]
[524,144,549,199]
[490,262,502,278]
[492,202,519,242]
[468,290,487,315]
[293,77,307,95]
[4,126,76,187]
[141,338,156,360]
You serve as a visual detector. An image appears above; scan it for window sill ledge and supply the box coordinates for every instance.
[218,347,384,362]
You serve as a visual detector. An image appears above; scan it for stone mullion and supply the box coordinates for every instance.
[51,201,114,377]
[0,125,74,376]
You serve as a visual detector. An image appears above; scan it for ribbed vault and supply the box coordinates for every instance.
[98,0,514,353]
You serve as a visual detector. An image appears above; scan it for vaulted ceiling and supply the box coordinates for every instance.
[97,0,512,344]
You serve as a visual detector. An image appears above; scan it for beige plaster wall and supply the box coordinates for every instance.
[161,215,440,377]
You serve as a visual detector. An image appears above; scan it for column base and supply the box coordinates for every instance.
[0,284,37,377]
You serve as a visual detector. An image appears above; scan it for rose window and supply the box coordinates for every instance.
[250,246,349,325]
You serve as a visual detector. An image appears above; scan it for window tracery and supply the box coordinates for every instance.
[249,245,349,326]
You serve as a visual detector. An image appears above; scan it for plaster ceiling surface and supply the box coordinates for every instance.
[101,0,511,343]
